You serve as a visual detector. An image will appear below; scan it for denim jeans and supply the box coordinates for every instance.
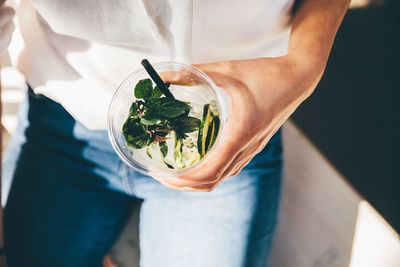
[3,89,283,267]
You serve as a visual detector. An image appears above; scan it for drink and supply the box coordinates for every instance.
[108,62,228,176]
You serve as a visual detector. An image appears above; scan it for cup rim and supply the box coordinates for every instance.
[107,61,229,177]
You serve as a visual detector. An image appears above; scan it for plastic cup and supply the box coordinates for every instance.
[108,62,229,177]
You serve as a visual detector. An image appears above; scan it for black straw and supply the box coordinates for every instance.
[141,59,174,99]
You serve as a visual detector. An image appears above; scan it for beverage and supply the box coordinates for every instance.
[108,62,228,176]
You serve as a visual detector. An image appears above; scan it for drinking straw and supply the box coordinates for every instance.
[141,59,175,99]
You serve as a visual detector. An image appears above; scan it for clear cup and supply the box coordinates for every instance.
[108,62,229,177]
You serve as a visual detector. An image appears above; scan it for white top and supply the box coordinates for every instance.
[17,0,294,130]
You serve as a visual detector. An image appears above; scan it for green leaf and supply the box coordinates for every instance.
[152,124,172,137]
[140,117,159,125]
[143,105,163,121]
[134,79,153,99]
[172,116,200,133]
[123,118,146,136]
[197,104,211,157]
[143,98,162,116]
[122,117,152,149]
[130,135,152,149]
[160,141,168,159]
[150,86,163,98]
[164,162,174,169]
[146,98,191,119]
[160,98,191,118]
[175,131,188,140]
[128,102,140,119]
[174,137,184,169]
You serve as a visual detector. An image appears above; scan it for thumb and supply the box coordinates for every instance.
[193,62,238,90]
[192,61,232,74]
[159,61,230,87]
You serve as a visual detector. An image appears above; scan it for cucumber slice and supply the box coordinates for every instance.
[146,146,152,159]
[197,104,207,156]
[174,136,185,169]
[197,104,213,157]
[204,116,214,151]
[207,116,220,151]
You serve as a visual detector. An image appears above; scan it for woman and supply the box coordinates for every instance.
[1,0,350,266]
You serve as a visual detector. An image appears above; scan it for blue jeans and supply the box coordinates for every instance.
[4,89,283,267]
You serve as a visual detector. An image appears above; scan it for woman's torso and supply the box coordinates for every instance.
[18,0,294,129]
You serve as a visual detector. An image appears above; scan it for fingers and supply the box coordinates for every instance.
[153,133,264,191]
[159,70,200,86]
[153,140,259,192]
[149,123,249,190]
[219,134,272,178]
[231,158,252,177]
[154,135,242,187]
[193,61,236,76]
[155,171,227,192]
[219,150,252,179]
[154,61,250,191]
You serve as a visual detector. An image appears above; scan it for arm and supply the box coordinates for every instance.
[157,0,351,191]
[289,0,351,97]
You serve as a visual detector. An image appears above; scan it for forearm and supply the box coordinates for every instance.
[288,0,351,73]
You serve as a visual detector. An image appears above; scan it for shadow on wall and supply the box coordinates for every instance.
[270,124,400,267]
[292,0,400,232]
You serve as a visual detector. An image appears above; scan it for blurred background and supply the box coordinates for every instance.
[293,0,400,235]
[1,0,400,266]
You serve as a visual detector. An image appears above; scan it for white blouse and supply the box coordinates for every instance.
[17,0,294,130]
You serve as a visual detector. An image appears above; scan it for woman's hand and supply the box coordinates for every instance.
[0,3,15,55]
[153,0,350,192]
[157,55,326,191]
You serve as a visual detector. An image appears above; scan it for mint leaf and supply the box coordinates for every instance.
[140,117,159,125]
[143,104,163,121]
[159,98,191,118]
[122,118,151,149]
[144,98,162,114]
[130,135,152,149]
[172,116,200,133]
[150,86,163,98]
[145,98,190,119]
[135,79,153,99]
[129,102,140,119]
[160,141,168,158]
